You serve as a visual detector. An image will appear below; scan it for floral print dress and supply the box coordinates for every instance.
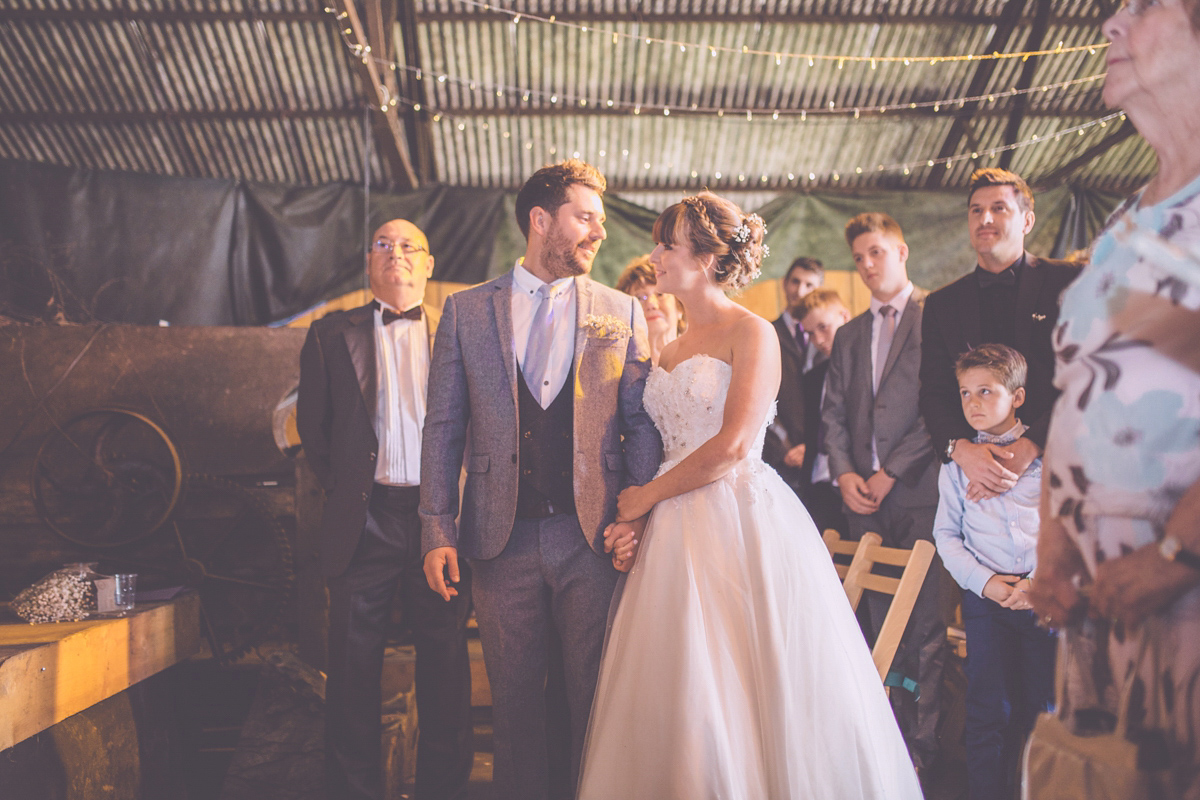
[1044,173,1200,796]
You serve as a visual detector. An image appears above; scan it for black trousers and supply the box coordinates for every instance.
[325,484,473,800]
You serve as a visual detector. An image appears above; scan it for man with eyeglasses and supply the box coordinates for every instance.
[297,219,473,800]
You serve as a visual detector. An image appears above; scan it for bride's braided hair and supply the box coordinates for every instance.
[652,192,767,291]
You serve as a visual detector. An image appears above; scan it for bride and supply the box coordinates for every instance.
[578,192,923,799]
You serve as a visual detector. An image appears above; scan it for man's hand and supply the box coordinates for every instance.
[605,517,648,572]
[838,472,880,516]
[953,439,1021,500]
[783,443,807,468]
[864,469,896,505]
[424,546,461,602]
[982,573,1019,604]
[999,577,1033,610]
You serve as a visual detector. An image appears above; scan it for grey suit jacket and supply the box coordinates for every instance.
[821,287,938,508]
[419,272,663,560]
[296,301,441,577]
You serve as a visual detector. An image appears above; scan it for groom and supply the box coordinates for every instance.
[420,159,663,800]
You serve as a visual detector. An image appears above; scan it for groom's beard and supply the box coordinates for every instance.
[542,223,597,280]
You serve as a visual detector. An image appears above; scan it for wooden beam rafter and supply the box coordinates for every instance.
[1035,119,1139,187]
[338,0,419,189]
[999,0,1053,170]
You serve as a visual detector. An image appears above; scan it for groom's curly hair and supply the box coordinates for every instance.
[515,160,607,239]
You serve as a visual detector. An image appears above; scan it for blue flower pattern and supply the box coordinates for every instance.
[1075,391,1200,492]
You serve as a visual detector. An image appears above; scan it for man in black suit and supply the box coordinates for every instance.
[920,169,1081,499]
[764,256,824,496]
[297,219,473,800]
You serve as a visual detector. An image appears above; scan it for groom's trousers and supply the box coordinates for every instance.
[325,485,474,800]
[470,513,619,800]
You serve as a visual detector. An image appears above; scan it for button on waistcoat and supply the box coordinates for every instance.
[516,370,576,518]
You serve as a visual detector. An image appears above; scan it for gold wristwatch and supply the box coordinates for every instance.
[1159,535,1200,571]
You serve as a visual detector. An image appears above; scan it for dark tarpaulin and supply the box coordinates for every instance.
[0,158,1127,326]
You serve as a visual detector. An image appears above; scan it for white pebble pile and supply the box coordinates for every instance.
[13,569,96,624]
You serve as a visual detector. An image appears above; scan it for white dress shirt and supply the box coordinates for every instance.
[867,280,914,470]
[373,300,429,486]
[512,261,577,408]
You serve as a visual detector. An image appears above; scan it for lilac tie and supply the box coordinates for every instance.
[874,305,896,393]
[523,284,555,399]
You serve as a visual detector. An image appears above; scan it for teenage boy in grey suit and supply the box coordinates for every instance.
[821,212,947,778]
[420,160,663,800]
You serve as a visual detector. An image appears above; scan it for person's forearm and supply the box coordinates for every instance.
[641,429,759,507]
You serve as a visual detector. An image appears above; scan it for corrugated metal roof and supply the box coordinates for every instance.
[0,0,1154,195]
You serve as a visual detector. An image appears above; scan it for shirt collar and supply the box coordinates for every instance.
[974,252,1027,288]
[868,280,915,316]
[974,420,1027,445]
[781,309,801,330]
[513,259,574,297]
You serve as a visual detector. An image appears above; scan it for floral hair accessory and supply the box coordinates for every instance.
[762,244,771,259]
[583,313,632,339]
[731,213,766,244]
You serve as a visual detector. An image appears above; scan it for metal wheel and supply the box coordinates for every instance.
[31,408,183,548]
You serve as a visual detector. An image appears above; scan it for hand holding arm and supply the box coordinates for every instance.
[864,469,896,505]
[954,440,1020,498]
[1089,475,1200,627]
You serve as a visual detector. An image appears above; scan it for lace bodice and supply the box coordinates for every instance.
[643,354,773,474]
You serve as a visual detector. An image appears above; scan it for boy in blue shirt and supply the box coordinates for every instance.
[932,343,1055,800]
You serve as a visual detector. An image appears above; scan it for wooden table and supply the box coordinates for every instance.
[0,592,201,751]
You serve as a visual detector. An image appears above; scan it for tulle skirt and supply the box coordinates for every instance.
[577,460,924,800]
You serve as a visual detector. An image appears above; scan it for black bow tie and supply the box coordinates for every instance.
[976,266,1017,288]
[373,300,422,324]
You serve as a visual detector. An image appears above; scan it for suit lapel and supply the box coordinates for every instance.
[1013,252,1044,356]
[490,272,520,408]
[572,276,593,381]
[342,305,377,430]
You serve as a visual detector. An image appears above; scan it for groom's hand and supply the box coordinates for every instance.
[605,517,647,572]
[424,546,461,602]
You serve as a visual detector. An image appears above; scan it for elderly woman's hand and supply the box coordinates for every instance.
[1090,544,1200,629]
[1028,515,1088,629]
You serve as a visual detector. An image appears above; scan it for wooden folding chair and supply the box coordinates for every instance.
[840,532,937,683]
[821,529,858,580]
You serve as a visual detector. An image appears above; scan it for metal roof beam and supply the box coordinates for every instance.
[397,0,437,183]
[0,110,361,124]
[0,9,328,22]
[999,0,1053,170]
[407,106,1108,120]
[1035,118,1138,187]
[925,0,1028,188]
[413,9,1104,27]
[338,0,419,189]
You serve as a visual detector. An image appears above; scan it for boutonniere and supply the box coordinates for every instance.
[583,314,632,339]
[1032,313,1047,321]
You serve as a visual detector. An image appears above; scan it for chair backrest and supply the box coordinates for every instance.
[840,532,937,682]
[821,529,859,580]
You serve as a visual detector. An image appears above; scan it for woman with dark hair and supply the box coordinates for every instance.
[1029,1,1200,795]
[615,255,685,365]
[577,192,921,799]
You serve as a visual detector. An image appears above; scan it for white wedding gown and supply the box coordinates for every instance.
[577,354,924,800]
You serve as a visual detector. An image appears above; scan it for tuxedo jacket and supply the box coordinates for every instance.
[296,301,440,578]
[419,272,663,561]
[762,315,809,472]
[919,253,1081,458]
[822,287,939,508]
[800,358,829,484]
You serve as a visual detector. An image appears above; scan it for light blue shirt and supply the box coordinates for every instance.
[932,422,1042,597]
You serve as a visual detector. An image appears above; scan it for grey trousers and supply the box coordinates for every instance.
[470,514,618,800]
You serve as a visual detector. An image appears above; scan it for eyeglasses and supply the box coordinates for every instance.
[372,239,428,257]
[1116,0,1162,16]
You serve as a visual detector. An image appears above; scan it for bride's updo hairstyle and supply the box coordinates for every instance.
[651,191,768,291]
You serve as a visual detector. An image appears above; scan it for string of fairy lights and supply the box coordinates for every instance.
[323,4,1122,183]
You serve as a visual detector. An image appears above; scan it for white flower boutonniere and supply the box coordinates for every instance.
[583,313,632,339]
